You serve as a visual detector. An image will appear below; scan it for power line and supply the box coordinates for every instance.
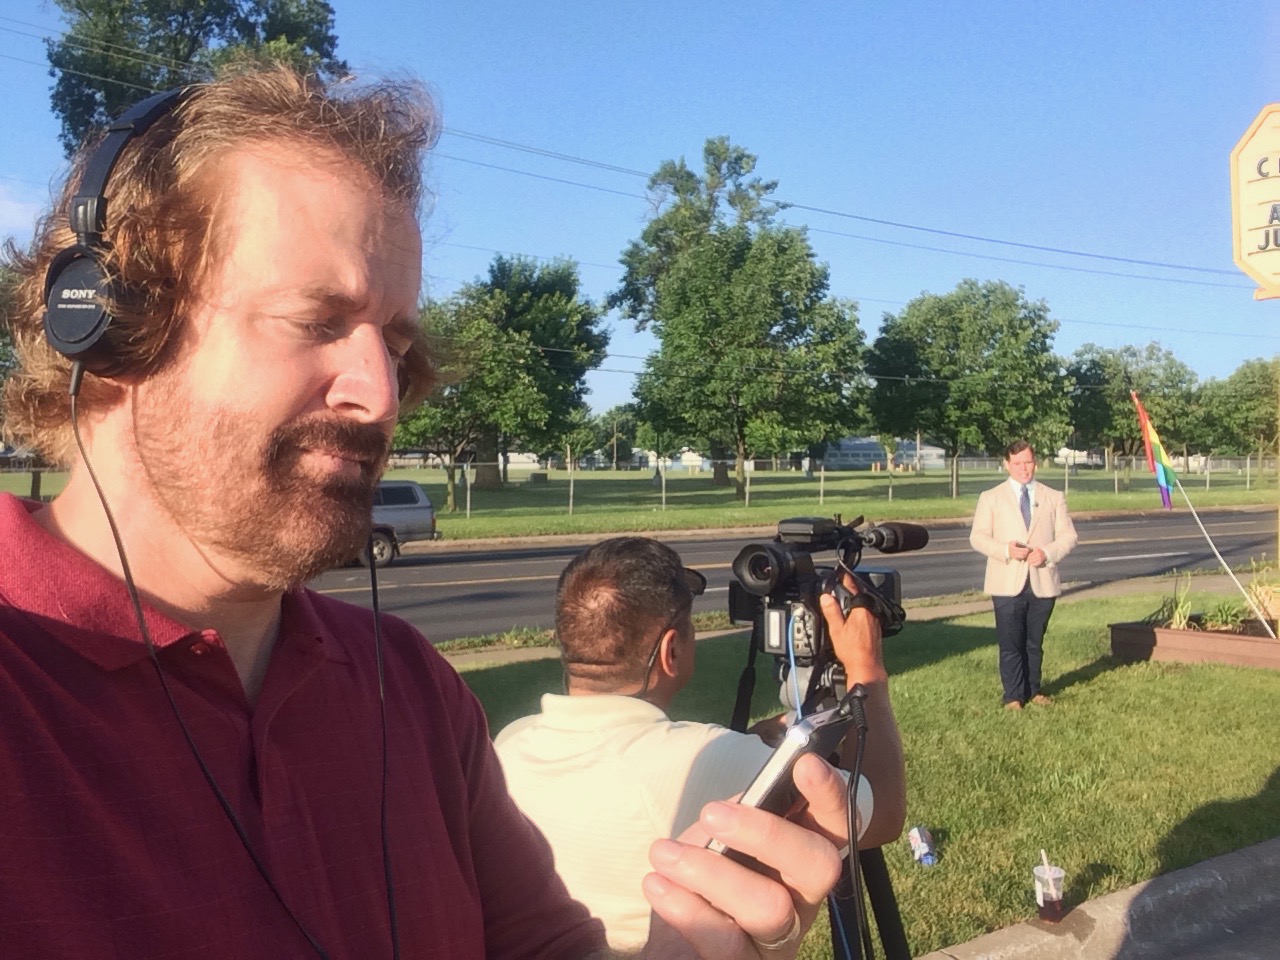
[424,332,1255,394]
[788,201,1239,277]
[800,224,1254,291]
[433,152,647,201]
[0,15,202,74]
[0,52,158,94]
[0,23,202,80]
[424,240,1276,343]
[433,154,1252,289]
[6,14,1237,281]
[0,171,52,187]
[444,129,648,178]
[5,22,1268,351]
[437,128,1238,278]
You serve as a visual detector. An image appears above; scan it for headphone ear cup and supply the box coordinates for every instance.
[43,245,120,375]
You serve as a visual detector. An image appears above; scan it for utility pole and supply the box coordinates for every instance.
[612,419,618,471]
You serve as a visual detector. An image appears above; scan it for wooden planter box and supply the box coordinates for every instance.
[1110,620,1280,670]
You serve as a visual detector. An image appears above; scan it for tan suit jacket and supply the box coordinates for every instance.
[969,480,1078,598]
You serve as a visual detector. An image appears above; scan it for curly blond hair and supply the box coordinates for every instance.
[2,65,438,466]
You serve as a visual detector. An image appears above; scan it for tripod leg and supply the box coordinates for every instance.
[859,847,911,960]
[826,860,864,960]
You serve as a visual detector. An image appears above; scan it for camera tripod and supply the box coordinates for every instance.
[830,848,910,960]
[730,640,910,960]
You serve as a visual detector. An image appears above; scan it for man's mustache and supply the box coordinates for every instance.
[267,419,391,468]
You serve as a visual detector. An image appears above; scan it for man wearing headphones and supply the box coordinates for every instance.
[0,67,855,960]
[496,537,907,952]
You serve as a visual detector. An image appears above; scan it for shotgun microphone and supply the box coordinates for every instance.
[857,522,930,554]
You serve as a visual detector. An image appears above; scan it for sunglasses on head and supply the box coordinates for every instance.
[683,567,707,597]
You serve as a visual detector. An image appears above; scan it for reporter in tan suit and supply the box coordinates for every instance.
[969,441,1078,709]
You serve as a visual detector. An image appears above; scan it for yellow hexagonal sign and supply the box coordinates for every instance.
[1232,103,1280,300]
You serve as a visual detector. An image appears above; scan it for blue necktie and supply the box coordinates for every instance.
[1020,484,1032,529]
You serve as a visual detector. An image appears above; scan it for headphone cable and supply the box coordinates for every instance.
[367,554,401,960]
[69,365,333,959]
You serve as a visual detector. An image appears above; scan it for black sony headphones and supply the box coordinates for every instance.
[43,88,185,376]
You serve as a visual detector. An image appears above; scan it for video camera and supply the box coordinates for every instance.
[727,515,928,711]
[724,515,928,959]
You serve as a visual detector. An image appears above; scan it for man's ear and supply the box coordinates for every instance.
[658,627,682,676]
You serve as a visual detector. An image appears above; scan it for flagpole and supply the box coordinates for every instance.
[1173,478,1277,639]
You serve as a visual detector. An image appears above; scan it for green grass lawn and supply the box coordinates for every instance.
[5,465,1274,537]
[458,591,1280,958]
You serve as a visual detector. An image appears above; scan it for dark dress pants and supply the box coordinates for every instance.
[993,580,1056,704]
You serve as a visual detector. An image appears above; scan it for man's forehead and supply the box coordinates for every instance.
[212,144,416,231]
[206,147,422,293]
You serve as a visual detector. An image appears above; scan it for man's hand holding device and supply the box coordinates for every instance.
[642,752,848,959]
[707,695,861,855]
[639,577,873,958]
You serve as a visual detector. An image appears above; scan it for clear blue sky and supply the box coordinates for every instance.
[2,1,1278,414]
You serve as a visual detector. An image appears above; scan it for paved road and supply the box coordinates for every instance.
[310,508,1276,643]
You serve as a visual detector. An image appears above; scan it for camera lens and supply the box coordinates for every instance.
[732,542,795,595]
[747,555,774,583]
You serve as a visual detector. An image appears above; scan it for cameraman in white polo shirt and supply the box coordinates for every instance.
[495,537,906,952]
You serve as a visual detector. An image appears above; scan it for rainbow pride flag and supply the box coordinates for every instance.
[1131,391,1176,509]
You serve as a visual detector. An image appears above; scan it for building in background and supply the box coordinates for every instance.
[822,437,947,471]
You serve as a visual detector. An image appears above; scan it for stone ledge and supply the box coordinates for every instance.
[916,838,1280,960]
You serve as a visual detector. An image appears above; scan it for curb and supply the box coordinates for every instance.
[915,837,1280,960]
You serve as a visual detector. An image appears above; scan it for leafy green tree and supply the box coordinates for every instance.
[46,0,346,155]
[1177,382,1219,463]
[867,279,1069,496]
[594,403,638,469]
[393,297,548,512]
[634,418,695,478]
[1065,343,1198,477]
[1064,351,1110,460]
[467,255,608,488]
[0,326,12,382]
[865,332,943,462]
[614,138,867,496]
[0,265,16,381]
[556,406,598,470]
[1186,371,1274,481]
[1198,358,1279,458]
[613,137,781,326]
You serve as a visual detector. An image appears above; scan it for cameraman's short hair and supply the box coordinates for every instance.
[2,64,438,465]
[557,537,694,686]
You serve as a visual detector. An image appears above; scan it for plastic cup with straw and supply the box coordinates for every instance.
[1034,849,1065,922]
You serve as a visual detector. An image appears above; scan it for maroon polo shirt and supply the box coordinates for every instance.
[0,493,605,960]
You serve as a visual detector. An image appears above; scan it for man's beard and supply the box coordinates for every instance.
[133,390,391,591]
